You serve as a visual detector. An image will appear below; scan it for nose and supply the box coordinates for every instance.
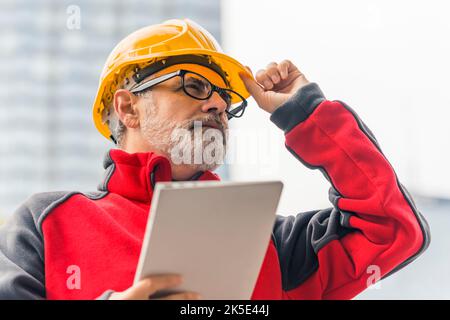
[200,91,228,114]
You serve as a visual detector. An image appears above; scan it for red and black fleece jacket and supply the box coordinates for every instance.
[0,83,430,299]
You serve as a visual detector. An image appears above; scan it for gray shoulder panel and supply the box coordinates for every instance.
[22,191,108,235]
[0,190,107,299]
[23,191,75,236]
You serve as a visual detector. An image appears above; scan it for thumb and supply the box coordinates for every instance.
[239,69,264,101]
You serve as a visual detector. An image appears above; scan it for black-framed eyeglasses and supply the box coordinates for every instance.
[129,69,247,120]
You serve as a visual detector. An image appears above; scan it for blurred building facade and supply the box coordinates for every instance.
[0,0,223,219]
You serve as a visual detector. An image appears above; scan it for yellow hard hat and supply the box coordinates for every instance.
[92,18,253,142]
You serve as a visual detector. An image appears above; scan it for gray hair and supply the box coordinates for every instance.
[106,88,153,147]
[107,111,126,147]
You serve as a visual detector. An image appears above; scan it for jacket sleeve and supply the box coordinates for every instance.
[0,192,115,300]
[0,202,46,299]
[270,83,431,300]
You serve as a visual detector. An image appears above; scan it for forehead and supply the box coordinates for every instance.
[142,63,227,88]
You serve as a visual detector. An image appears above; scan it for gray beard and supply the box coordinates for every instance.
[141,107,228,172]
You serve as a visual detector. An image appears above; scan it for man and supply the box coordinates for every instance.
[0,19,430,300]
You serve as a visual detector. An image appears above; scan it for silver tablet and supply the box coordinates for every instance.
[133,180,283,300]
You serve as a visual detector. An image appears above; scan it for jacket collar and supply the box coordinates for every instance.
[98,149,221,204]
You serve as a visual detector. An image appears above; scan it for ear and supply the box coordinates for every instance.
[113,89,140,129]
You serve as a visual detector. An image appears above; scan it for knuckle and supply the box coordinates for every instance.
[263,80,273,88]
[266,68,279,76]
[255,69,266,78]
[256,76,268,84]
[142,278,153,289]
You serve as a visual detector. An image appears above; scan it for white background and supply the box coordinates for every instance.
[222,0,450,215]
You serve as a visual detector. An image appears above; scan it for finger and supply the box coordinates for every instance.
[265,65,282,85]
[255,69,274,89]
[278,60,291,79]
[155,292,202,300]
[133,274,183,298]
[239,70,264,98]
[279,59,299,79]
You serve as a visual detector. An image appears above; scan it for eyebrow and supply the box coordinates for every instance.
[187,77,208,88]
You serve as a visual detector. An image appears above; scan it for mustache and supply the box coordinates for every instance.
[184,114,226,133]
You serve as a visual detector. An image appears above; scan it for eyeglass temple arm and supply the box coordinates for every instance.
[226,100,247,119]
[129,70,181,93]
